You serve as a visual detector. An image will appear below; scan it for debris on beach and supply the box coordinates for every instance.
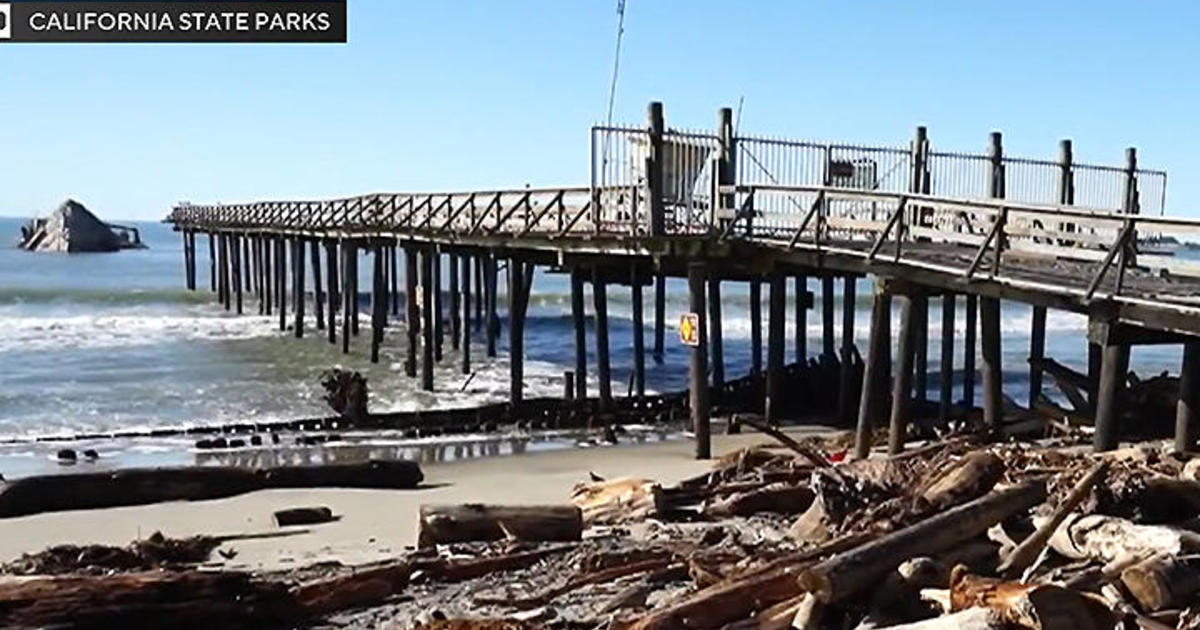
[8,427,1200,629]
[18,199,145,252]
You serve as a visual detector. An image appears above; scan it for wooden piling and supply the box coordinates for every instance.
[450,253,461,351]
[571,268,588,400]
[405,246,419,377]
[341,243,353,354]
[292,238,304,339]
[750,279,763,377]
[349,245,359,337]
[485,253,498,358]
[1175,342,1200,453]
[461,252,471,375]
[707,277,724,386]
[390,245,400,317]
[688,263,711,459]
[474,255,484,332]
[963,293,976,406]
[766,271,786,424]
[837,275,857,425]
[508,258,530,403]
[888,293,917,455]
[262,236,272,316]
[242,236,252,296]
[433,250,443,362]
[1093,338,1130,452]
[980,296,1003,428]
[277,237,287,332]
[855,283,891,459]
[311,240,324,331]
[232,234,243,315]
[821,276,835,360]
[795,275,808,364]
[181,230,193,290]
[325,240,337,345]
[370,245,384,363]
[631,264,646,398]
[218,234,229,310]
[208,233,216,292]
[913,295,928,403]
[653,273,665,364]
[421,248,435,391]
[939,293,956,423]
[1087,343,1102,414]
[647,102,665,238]
[592,266,613,411]
[1028,306,1047,407]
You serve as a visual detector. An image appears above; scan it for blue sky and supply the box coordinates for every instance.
[1,1,1196,221]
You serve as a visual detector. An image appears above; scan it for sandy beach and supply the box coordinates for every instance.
[0,426,838,572]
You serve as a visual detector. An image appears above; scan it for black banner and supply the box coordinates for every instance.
[0,1,346,43]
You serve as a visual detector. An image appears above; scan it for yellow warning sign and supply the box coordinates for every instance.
[679,313,700,347]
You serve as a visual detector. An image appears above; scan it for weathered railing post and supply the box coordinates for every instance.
[647,101,666,237]
[688,262,711,459]
[980,131,1005,428]
[907,126,928,230]
[716,106,735,229]
[1030,140,1073,407]
[1118,147,1140,290]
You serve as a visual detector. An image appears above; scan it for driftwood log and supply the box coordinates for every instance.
[0,460,423,518]
[417,504,582,547]
[1120,554,1200,612]
[799,481,1047,604]
[997,460,1108,576]
[702,483,814,518]
[949,568,1116,630]
[570,477,664,525]
[877,607,1005,629]
[1045,513,1200,563]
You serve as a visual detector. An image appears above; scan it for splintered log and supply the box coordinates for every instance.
[720,593,819,630]
[1045,513,1200,564]
[0,460,424,518]
[0,571,296,628]
[916,451,1005,510]
[1120,555,1200,612]
[417,504,582,548]
[570,477,664,525]
[627,533,869,630]
[702,483,814,518]
[997,461,1108,576]
[949,568,1116,630]
[736,416,830,468]
[799,481,1047,604]
[274,506,337,527]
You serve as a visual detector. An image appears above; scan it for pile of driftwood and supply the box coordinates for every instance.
[9,428,1200,629]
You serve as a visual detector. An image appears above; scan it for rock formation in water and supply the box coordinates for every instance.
[18,199,144,253]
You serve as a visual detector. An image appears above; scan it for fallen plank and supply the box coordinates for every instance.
[417,504,582,547]
[997,460,1108,576]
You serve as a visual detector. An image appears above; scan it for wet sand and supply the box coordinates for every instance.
[0,426,838,572]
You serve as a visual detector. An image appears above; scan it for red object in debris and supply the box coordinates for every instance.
[828,449,848,463]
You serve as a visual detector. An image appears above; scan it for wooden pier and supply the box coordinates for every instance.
[169,101,1200,457]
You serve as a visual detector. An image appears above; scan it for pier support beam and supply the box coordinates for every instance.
[208,233,216,292]
[821,276,835,361]
[218,234,229,310]
[232,234,242,315]
[631,265,645,398]
[433,250,443,362]
[913,295,929,403]
[750,279,763,377]
[837,275,858,426]
[461,253,471,375]
[766,271,786,424]
[592,267,613,411]
[262,237,272,316]
[980,296,1003,428]
[325,240,337,345]
[404,246,419,377]
[1028,306,1047,407]
[474,256,484,332]
[939,293,956,423]
[708,277,724,387]
[421,248,435,391]
[450,253,461,351]
[1175,342,1200,453]
[507,259,534,403]
[242,236,252,299]
[653,273,665,364]
[390,245,400,318]
[888,293,918,455]
[688,263,711,459]
[571,268,588,400]
[855,283,891,459]
[341,242,353,354]
[370,245,385,363]
[485,253,498,358]
[795,275,808,364]
[276,237,286,331]
[350,246,359,337]
[292,238,305,338]
[312,240,324,331]
[963,294,977,406]
[1093,337,1130,452]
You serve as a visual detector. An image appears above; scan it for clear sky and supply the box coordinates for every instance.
[2,1,1197,221]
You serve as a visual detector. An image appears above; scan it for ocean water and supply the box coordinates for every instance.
[0,216,1188,474]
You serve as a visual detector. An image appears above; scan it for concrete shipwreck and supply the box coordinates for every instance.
[19,199,144,253]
